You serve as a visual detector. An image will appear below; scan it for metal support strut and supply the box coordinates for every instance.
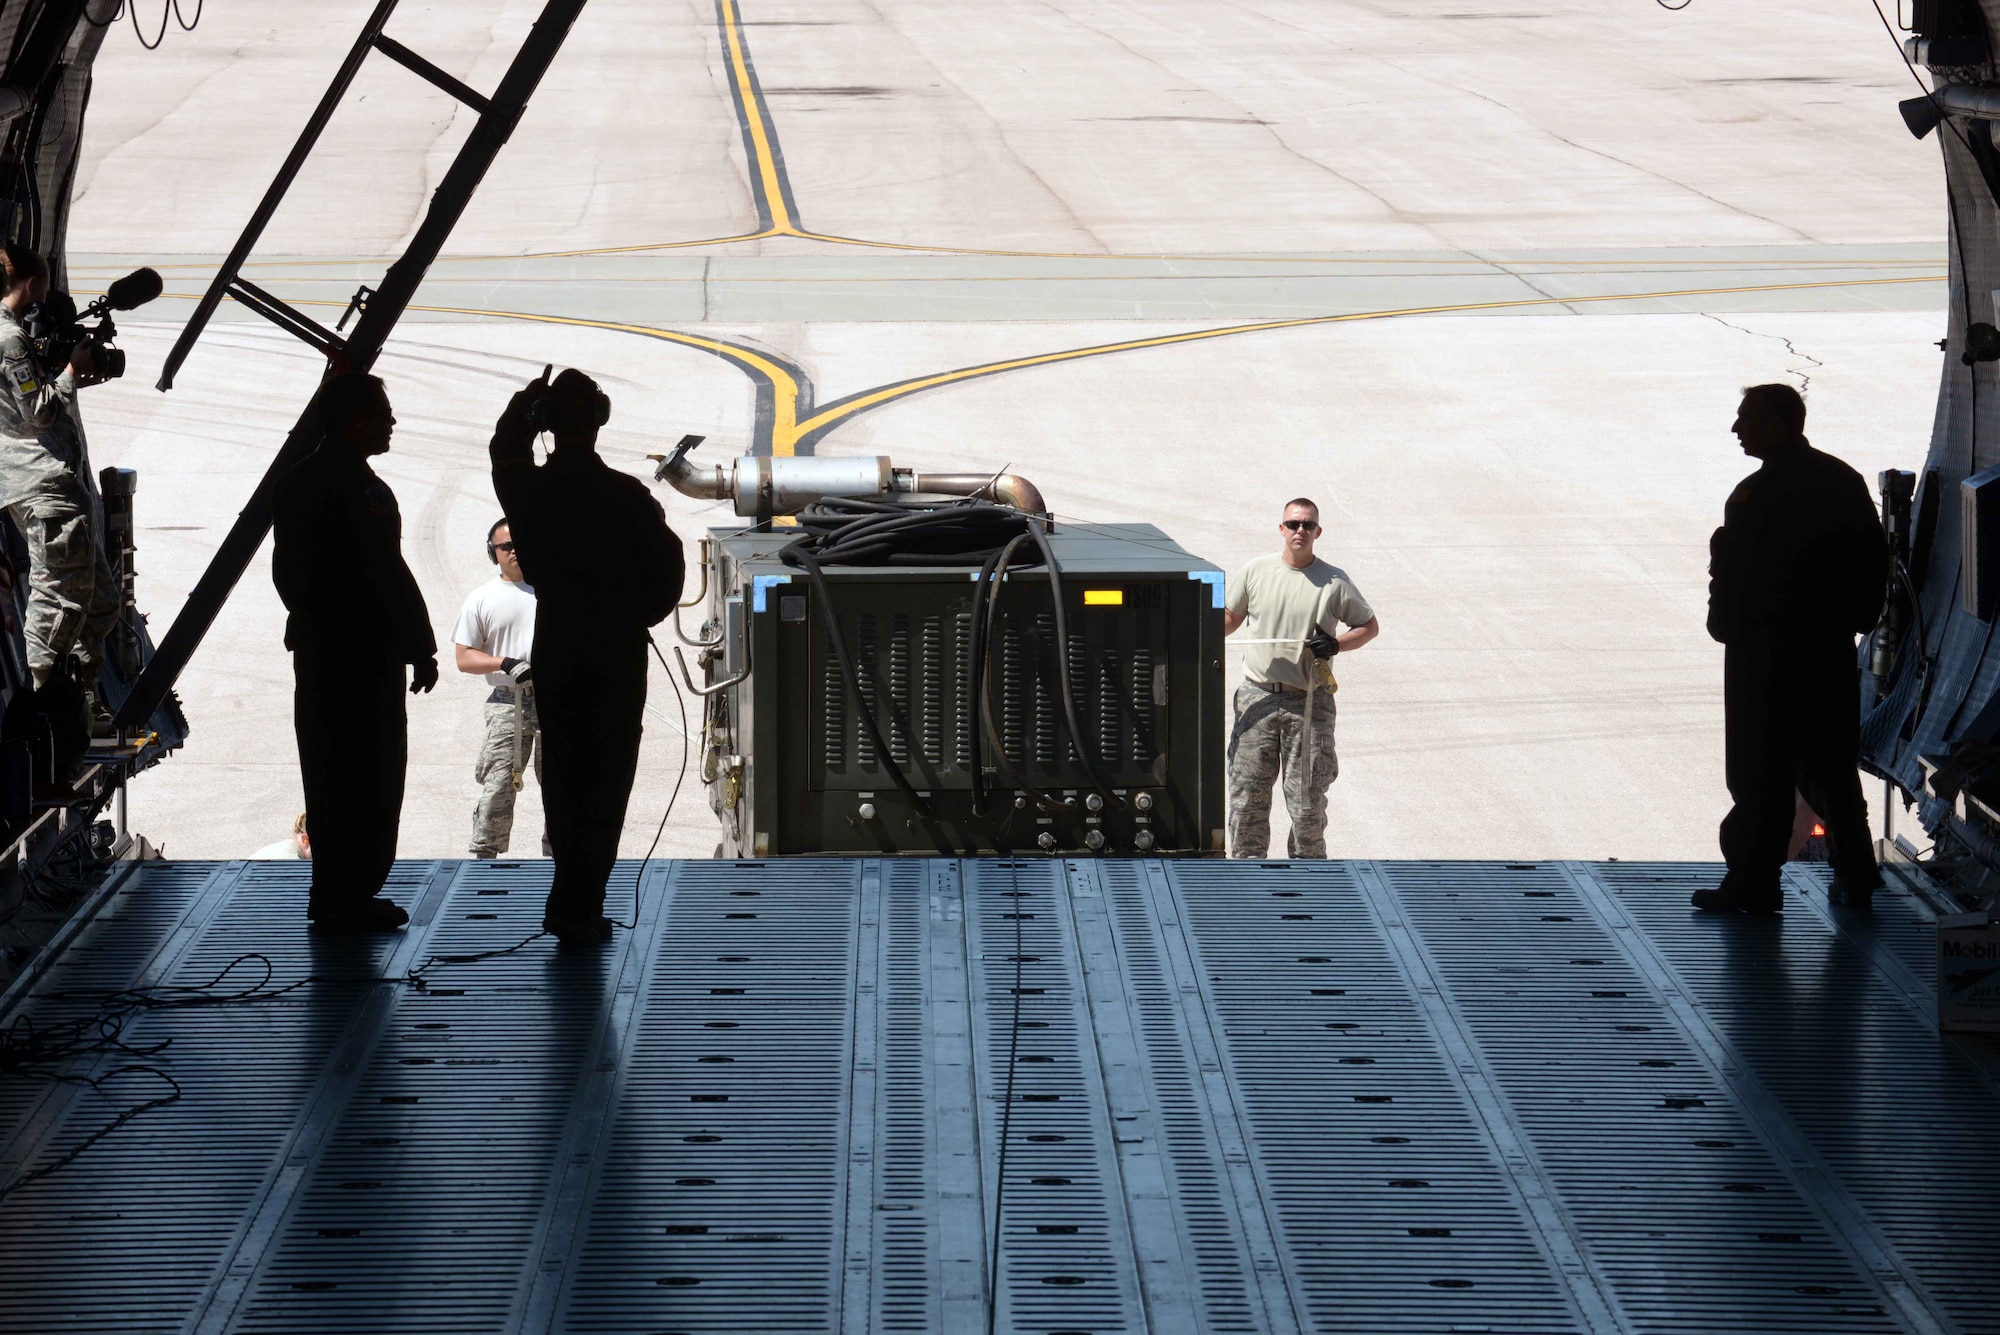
[115,0,592,730]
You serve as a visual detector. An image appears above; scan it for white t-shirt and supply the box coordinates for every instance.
[1225,553,1374,689]
[452,576,538,687]
[249,837,304,860]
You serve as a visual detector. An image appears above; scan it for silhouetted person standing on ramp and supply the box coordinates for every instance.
[273,373,438,932]
[1696,383,1886,916]
[491,367,682,947]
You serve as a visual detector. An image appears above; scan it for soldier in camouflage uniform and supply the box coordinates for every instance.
[452,518,550,859]
[1227,682,1342,859]
[468,688,546,856]
[0,244,118,697]
[1223,498,1380,859]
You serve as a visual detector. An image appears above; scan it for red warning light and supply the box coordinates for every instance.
[1811,824,1826,838]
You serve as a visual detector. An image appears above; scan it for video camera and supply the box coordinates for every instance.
[30,266,162,384]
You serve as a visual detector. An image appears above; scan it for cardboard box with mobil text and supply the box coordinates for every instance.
[1940,910,2000,1034]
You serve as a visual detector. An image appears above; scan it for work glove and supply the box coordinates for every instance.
[1304,630,1339,660]
[501,656,533,686]
[410,656,439,694]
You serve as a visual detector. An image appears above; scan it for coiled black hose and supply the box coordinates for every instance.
[778,497,1121,830]
[789,496,1042,566]
[972,532,1063,817]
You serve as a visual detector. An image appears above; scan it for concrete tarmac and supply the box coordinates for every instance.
[71,245,1945,326]
[55,1,1950,863]
[72,1,1943,255]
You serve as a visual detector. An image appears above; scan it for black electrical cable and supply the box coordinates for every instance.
[783,537,938,823]
[130,0,168,48]
[409,637,692,980]
[402,929,545,989]
[617,632,692,932]
[0,952,312,1199]
[780,497,1057,828]
[976,532,1066,818]
[7,639,693,1182]
[984,857,1026,1335]
[0,1065,179,1200]
[1022,519,1123,809]
[783,494,1126,834]
[789,495,1044,567]
[1897,560,1932,672]
[967,542,1006,816]
[123,0,200,47]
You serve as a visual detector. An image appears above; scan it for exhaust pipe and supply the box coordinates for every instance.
[651,437,1046,518]
[906,472,1047,517]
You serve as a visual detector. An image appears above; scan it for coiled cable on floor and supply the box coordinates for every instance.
[406,631,695,982]
[985,857,1028,1335]
[0,953,308,1199]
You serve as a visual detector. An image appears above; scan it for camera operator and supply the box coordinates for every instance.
[0,243,119,737]
[491,366,682,947]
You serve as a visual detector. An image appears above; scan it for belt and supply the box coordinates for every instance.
[1246,678,1305,694]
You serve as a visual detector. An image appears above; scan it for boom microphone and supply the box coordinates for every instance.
[105,267,163,311]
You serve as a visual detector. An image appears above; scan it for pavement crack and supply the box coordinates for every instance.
[871,0,1111,251]
[1703,312,1823,396]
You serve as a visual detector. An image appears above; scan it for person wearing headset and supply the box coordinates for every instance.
[490,366,683,947]
[451,516,552,859]
[272,372,437,933]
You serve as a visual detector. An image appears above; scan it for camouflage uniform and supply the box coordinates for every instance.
[0,305,117,688]
[1227,681,1338,859]
[471,686,551,858]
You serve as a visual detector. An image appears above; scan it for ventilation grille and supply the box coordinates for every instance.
[812,589,1166,791]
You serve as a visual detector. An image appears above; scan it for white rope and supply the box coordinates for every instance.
[510,690,527,791]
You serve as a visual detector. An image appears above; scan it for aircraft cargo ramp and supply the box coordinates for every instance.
[1,856,1996,1335]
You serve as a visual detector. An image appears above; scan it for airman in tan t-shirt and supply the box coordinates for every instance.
[1221,498,1380,858]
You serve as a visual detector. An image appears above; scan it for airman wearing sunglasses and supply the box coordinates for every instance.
[1222,498,1380,858]
[452,517,551,860]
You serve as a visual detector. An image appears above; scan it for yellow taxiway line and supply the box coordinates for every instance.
[414,271,1941,456]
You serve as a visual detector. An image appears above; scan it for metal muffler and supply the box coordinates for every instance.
[651,435,1046,517]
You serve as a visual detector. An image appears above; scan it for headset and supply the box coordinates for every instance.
[529,367,611,434]
[484,516,509,565]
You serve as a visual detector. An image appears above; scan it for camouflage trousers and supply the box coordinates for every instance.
[1227,681,1339,859]
[471,688,550,859]
[7,475,119,689]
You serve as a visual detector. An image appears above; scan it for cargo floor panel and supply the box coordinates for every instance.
[1587,862,2000,1335]
[0,858,1993,1334]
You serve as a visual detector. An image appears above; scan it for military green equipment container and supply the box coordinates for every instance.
[688,523,1226,857]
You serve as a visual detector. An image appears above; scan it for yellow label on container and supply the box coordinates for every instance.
[1083,589,1124,606]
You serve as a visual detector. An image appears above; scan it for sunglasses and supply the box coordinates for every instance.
[1281,519,1319,532]
[493,541,517,553]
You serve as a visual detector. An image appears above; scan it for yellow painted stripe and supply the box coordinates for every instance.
[718,0,795,235]
[410,302,805,453]
[148,271,1940,460]
[72,255,1943,276]
[493,226,1949,266]
[81,263,1943,286]
[788,273,1942,443]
